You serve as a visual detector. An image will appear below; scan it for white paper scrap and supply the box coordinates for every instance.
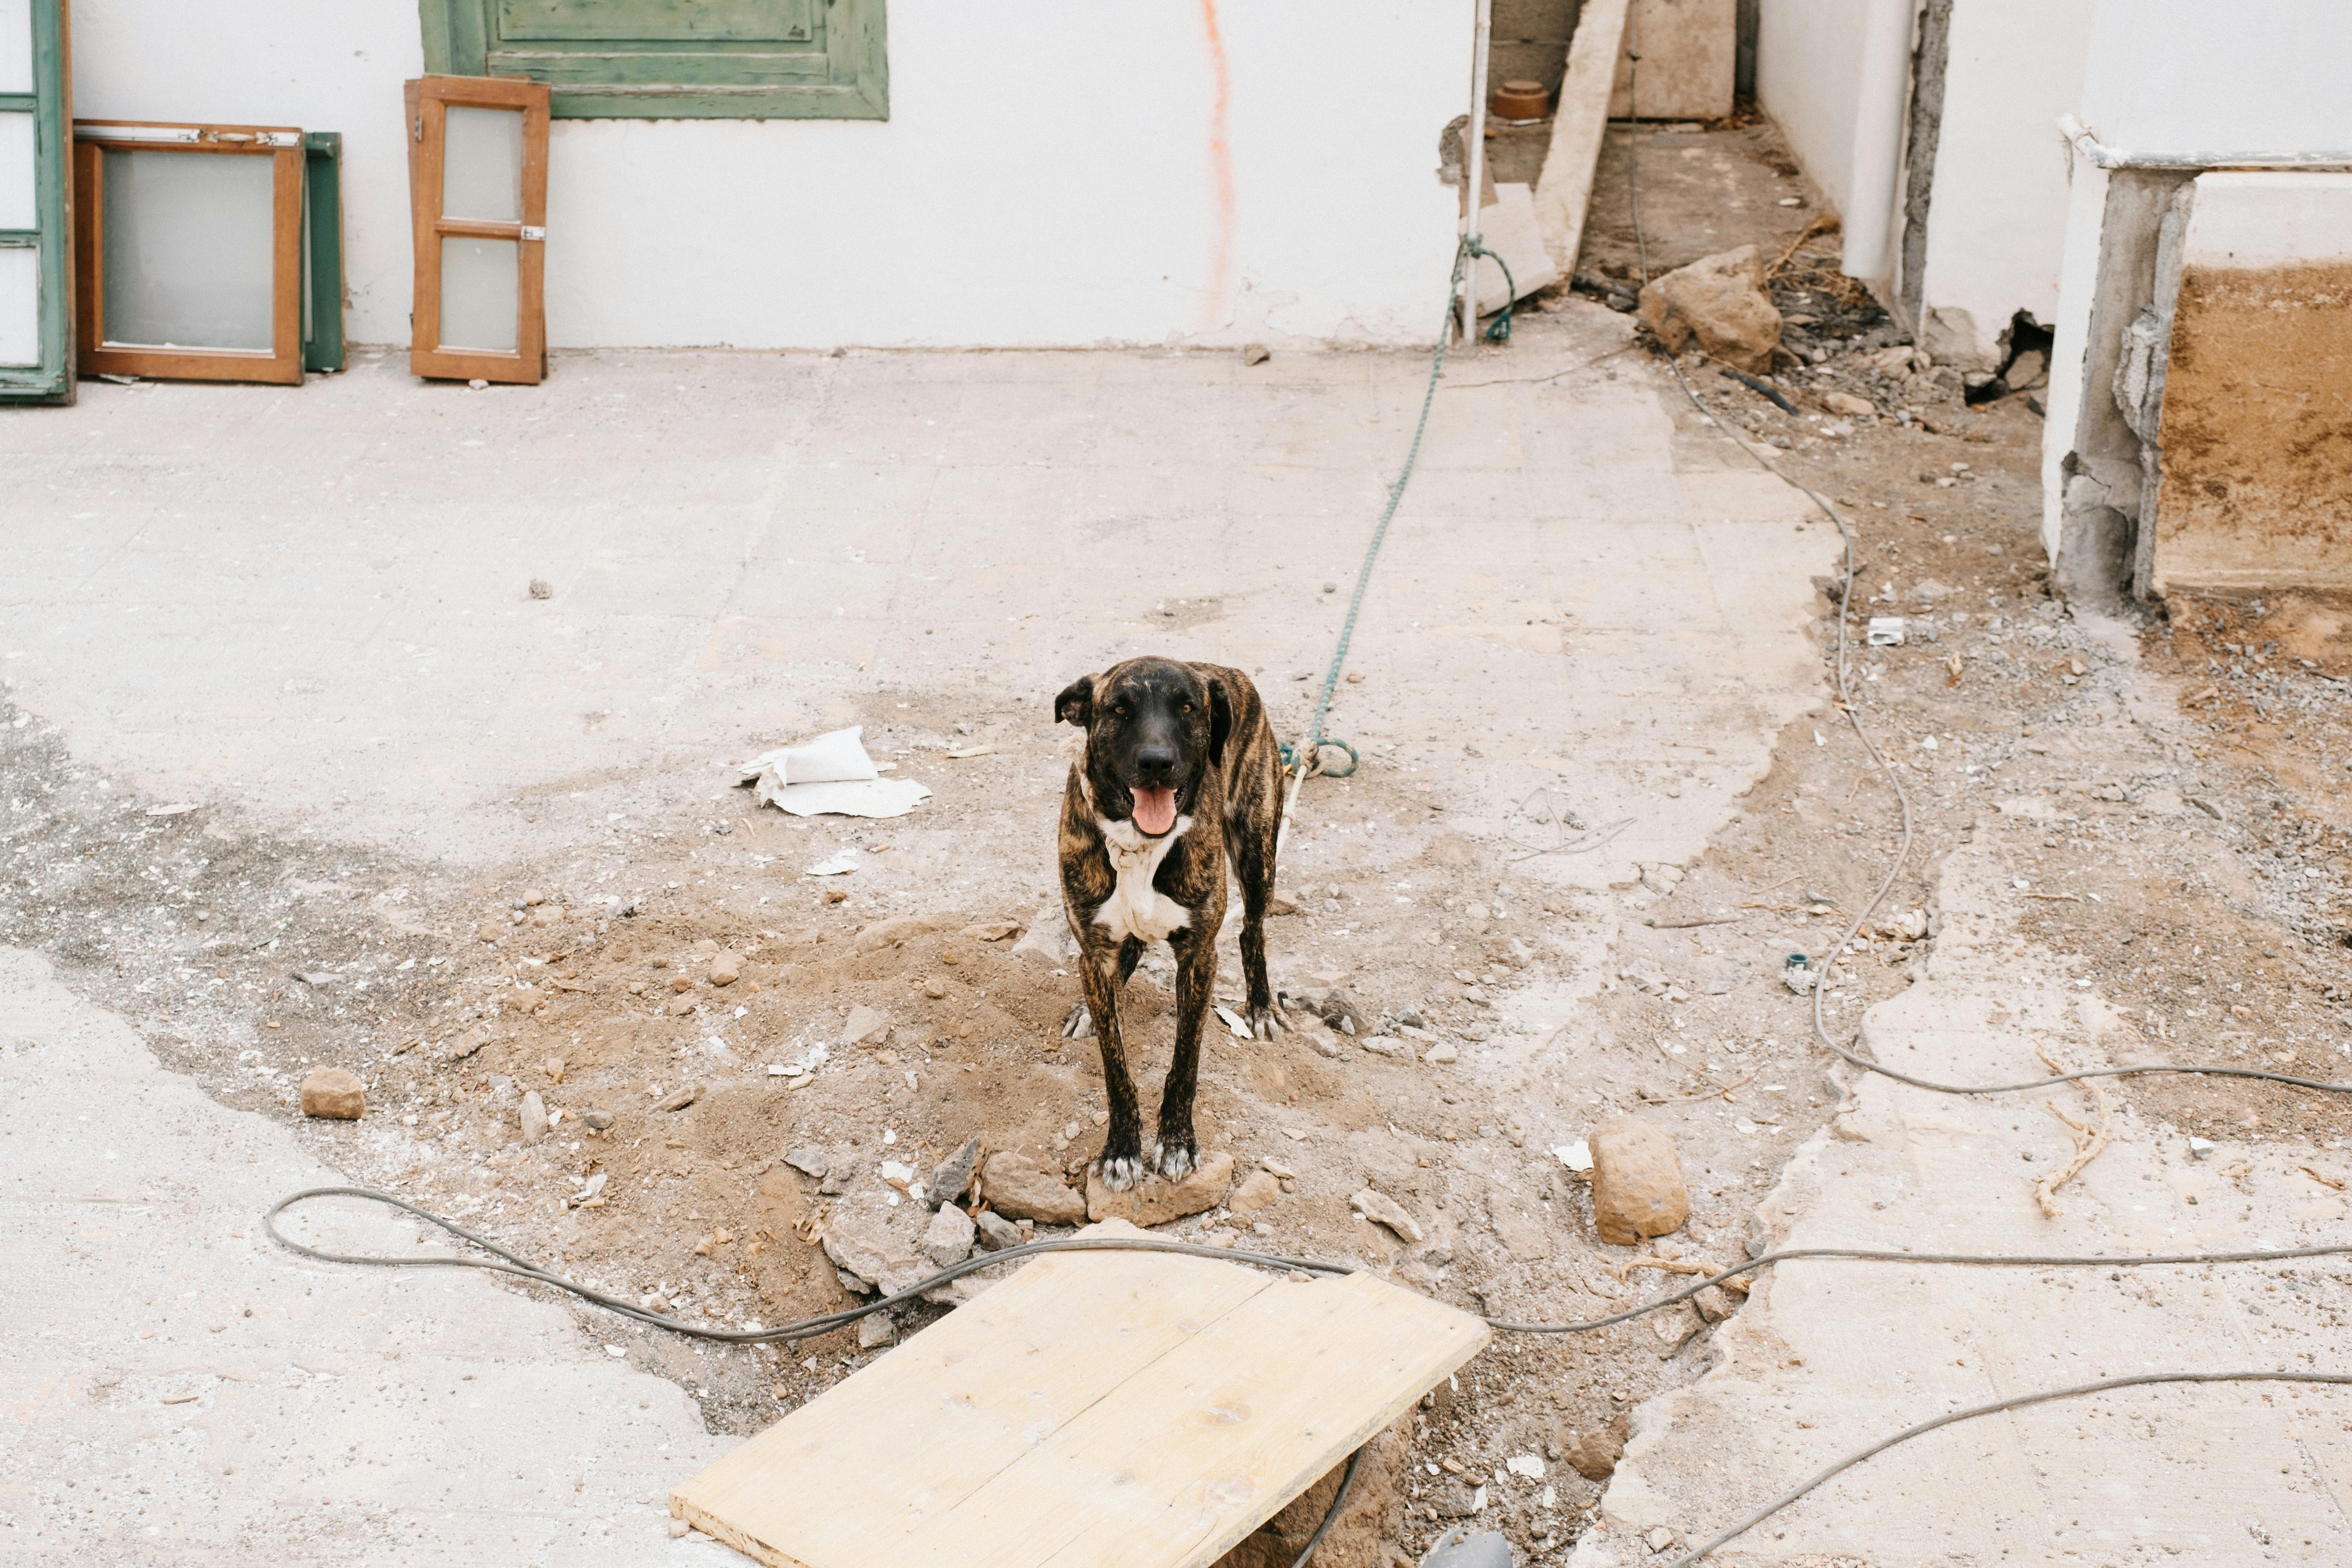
[741,726,932,819]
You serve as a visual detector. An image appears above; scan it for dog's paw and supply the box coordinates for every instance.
[1248,1004,1289,1040]
[1094,1151,1145,1191]
[1061,1002,1095,1040]
[1150,1135,1197,1181]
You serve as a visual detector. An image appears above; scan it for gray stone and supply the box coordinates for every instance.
[925,1135,980,1208]
[973,1209,1024,1251]
[920,1202,976,1268]
[856,1310,896,1349]
[785,1146,829,1179]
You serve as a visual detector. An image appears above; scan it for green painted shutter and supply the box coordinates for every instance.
[0,0,71,403]
[419,0,887,120]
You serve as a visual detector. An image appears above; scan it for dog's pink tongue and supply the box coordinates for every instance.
[1133,787,1178,835]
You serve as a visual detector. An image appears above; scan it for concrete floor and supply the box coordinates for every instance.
[1573,740,2352,1564]
[0,314,1836,1560]
[1,312,1824,880]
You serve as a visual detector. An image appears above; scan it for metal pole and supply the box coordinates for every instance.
[1461,0,1493,343]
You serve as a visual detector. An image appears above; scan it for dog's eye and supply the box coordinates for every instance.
[1113,703,1131,718]
[1181,703,1193,713]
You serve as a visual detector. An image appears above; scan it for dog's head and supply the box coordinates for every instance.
[1055,657,1232,839]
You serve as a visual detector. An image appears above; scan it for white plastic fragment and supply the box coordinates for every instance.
[1867,616,1907,646]
[1553,1139,1593,1173]
[1213,1004,1252,1039]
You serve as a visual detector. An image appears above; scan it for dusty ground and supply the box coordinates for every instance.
[8,113,2350,1566]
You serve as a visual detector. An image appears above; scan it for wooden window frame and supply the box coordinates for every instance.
[71,120,305,386]
[405,74,548,385]
[0,0,73,404]
[418,0,887,121]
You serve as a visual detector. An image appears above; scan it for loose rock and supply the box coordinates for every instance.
[785,1146,830,1179]
[982,1152,1088,1226]
[1636,244,1781,374]
[1693,1284,1736,1323]
[1563,1412,1631,1481]
[519,1090,548,1144]
[841,1004,889,1047]
[1588,1117,1689,1244]
[973,1210,1024,1251]
[1824,391,1877,418]
[655,1084,702,1113]
[856,1311,896,1349]
[708,953,741,986]
[920,1202,976,1268]
[1085,1152,1237,1225]
[925,1135,981,1208]
[1229,1168,1283,1214]
[1349,1189,1424,1244]
[298,1068,364,1120]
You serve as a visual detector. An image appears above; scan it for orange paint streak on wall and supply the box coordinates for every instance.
[1200,0,1236,329]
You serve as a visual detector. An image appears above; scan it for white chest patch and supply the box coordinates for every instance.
[1092,815,1194,944]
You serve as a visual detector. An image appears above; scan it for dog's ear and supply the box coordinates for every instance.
[1054,674,1095,728]
[1206,674,1234,768]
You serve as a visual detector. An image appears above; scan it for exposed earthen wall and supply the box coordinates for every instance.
[2153,260,2352,593]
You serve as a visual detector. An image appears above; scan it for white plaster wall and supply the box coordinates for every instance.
[1752,0,1871,218]
[2078,0,2352,155]
[2042,0,2352,556]
[1913,0,2096,368]
[69,0,1467,349]
[2179,171,2352,270]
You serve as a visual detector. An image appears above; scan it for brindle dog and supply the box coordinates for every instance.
[1053,657,1287,1189]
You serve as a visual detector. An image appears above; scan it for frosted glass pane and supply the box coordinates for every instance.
[102,149,274,350]
[442,106,522,223]
[0,245,37,366]
[0,112,34,230]
[439,237,516,352]
[0,0,30,96]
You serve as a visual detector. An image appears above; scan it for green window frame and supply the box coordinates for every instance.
[418,0,887,121]
[2,0,71,403]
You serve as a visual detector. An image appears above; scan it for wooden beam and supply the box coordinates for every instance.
[1531,0,1632,279]
[670,1228,1490,1568]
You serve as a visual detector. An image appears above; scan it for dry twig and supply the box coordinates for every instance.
[2032,1046,2113,1217]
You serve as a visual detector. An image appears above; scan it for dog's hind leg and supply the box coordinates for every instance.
[1061,937,1144,1038]
[1079,941,1147,1189]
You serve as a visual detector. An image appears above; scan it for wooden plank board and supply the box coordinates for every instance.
[1531,0,1632,280]
[672,1233,1490,1568]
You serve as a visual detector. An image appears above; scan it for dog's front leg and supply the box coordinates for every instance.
[1080,940,1147,1190]
[1153,926,1214,1180]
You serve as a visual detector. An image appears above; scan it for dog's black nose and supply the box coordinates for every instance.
[1135,746,1176,779]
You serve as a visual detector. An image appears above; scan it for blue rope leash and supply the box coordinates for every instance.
[1283,236,1511,783]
